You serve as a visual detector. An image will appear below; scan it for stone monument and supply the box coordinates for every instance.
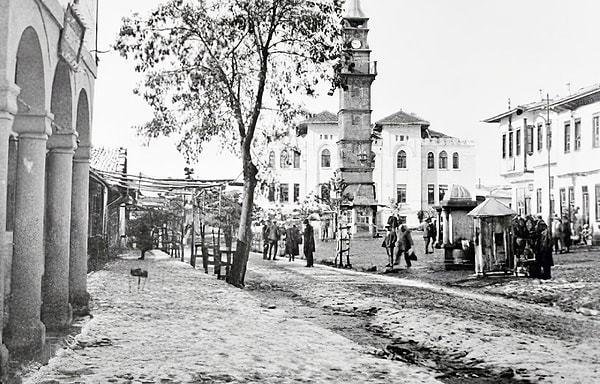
[336,0,378,237]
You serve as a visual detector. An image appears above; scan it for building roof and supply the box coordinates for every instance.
[425,129,452,139]
[484,83,600,123]
[467,197,517,217]
[90,146,127,174]
[301,111,338,123]
[297,111,337,136]
[375,110,430,127]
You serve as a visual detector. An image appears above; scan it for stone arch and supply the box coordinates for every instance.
[75,89,90,148]
[50,60,73,133]
[15,27,45,113]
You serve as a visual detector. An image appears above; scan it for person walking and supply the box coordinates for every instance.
[303,219,316,267]
[383,225,396,268]
[393,224,414,269]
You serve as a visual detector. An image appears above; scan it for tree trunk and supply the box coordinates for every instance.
[227,161,258,288]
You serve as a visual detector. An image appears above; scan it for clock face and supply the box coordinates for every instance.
[351,39,362,49]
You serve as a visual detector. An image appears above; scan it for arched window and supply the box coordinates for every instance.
[439,151,448,169]
[280,150,289,168]
[396,150,407,169]
[268,151,276,168]
[321,148,331,168]
[427,152,435,169]
[452,152,459,169]
[293,151,301,168]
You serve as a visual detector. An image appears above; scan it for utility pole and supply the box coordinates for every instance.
[546,93,553,238]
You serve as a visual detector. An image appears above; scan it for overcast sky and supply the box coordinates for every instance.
[93,0,600,183]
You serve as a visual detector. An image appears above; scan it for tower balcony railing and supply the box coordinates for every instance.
[345,60,377,76]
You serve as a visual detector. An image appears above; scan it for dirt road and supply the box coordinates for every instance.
[246,255,600,383]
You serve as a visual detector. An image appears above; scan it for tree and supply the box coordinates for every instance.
[115,0,343,287]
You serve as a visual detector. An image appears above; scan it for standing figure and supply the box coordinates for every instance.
[394,224,414,269]
[267,221,280,260]
[552,216,562,254]
[286,224,301,262]
[303,219,316,267]
[383,226,397,267]
[278,223,287,260]
[136,222,153,260]
[321,219,330,241]
[423,219,436,254]
[261,220,269,260]
[537,221,554,279]
[560,216,572,253]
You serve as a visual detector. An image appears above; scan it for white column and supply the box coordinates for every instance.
[42,132,77,330]
[70,145,90,312]
[6,112,51,356]
[0,79,19,373]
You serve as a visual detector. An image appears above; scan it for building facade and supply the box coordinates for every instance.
[262,109,476,229]
[0,0,97,368]
[484,84,600,237]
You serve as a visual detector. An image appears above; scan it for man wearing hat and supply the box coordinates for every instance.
[303,219,316,267]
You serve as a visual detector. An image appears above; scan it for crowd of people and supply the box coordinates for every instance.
[512,215,554,279]
[260,219,316,267]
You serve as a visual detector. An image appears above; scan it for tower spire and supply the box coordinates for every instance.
[345,0,366,19]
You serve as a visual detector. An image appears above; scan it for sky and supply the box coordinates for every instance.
[93,0,600,183]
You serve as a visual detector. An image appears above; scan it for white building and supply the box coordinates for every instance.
[261,110,476,228]
[484,83,600,237]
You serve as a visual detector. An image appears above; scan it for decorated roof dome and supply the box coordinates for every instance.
[444,184,472,201]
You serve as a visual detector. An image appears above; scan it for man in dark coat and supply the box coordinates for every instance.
[136,223,153,260]
[286,224,301,262]
[303,219,316,267]
[536,221,554,279]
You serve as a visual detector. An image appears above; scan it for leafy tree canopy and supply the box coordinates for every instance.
[115,0,344,166]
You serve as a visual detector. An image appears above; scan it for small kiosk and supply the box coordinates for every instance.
[467,198,517,276]
[437,185,478,270]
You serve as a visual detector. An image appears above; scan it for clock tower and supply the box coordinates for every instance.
[336,0,377,236]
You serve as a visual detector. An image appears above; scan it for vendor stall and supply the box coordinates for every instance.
[467,198,517,276]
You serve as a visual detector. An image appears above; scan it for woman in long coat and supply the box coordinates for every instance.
[286,224,301,262]
[303,219,316,267]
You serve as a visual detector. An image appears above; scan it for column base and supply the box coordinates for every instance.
[5,320,45,359]
[42,302,73,332]
[0,344,8,383]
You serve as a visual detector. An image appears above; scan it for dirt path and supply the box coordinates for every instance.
[246,255,600,384]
